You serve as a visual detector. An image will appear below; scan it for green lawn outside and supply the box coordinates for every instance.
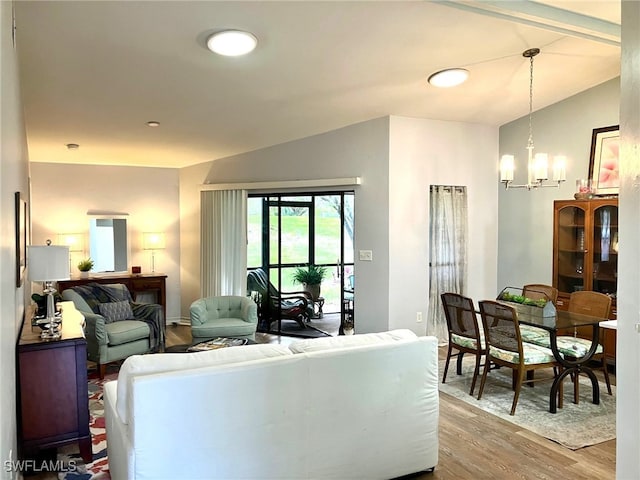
[248,215,353,312]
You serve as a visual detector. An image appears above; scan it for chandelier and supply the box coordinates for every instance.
[500,48,567,190]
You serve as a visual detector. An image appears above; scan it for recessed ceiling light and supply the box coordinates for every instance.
[427,68,469,88]
[206,30,257,56]
[146,121,160,127]
[66,143,79,150]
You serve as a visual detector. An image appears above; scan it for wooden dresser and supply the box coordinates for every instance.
[16,302,92,463]
[57,273,167,316]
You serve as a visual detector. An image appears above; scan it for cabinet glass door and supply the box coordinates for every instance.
[592,204,618,296]
[556,205,586,294]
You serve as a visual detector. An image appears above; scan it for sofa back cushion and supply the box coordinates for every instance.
[288,329,417,354]
[116,343,292,424]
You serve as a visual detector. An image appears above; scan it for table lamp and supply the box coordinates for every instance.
[143,232,165,273]
[27,240,70,339]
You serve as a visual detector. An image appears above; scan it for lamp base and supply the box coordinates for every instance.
[41,324,62,340]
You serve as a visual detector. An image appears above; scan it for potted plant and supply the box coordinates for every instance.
[77,258,95,278]
[292,264,327,301]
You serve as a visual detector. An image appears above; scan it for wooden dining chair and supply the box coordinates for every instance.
[477,300,560,415]
[522,284,558,304]
[519,284,559,345]
[441,293,484,396]
[557,290,612,398]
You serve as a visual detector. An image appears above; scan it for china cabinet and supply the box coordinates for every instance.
[552,197,618,364]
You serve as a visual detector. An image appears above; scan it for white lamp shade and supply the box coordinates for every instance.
[27,245,70,281]
[143,232,166,250]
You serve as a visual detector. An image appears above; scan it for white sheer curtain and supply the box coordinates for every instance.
[200,189,247,297]
[427,185,468,343]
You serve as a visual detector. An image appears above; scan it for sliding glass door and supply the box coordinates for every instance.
[247,192,354,336]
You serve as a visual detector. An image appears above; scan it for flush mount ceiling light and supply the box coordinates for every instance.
[206,30,257,56]
[66,143,79,150]
[146,121,160,127]
[427,68,469,88]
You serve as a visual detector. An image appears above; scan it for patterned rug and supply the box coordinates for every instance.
[58,371,116,479]
[439,357,616,450]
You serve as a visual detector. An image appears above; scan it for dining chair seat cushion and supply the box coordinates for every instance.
[519,326,603,358]
[489,343,556,365]
[519,325,550,345]
[554,336,604,358]
[451,331,485,350]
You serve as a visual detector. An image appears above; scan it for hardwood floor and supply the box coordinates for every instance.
[166,325,616,479]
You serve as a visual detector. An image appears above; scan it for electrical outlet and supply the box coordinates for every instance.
[416,312,423,323]
[359,250,373,261]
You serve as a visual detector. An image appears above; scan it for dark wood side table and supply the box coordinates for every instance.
[16,302,92,463]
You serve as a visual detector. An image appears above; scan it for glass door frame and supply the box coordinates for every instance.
[248,191,354,336]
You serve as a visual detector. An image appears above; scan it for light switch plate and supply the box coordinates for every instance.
[359,250,373,261]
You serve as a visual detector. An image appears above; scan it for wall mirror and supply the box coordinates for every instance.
[88,214,128,273]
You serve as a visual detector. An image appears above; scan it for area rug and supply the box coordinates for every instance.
[439,357,616,450]
[57,371,115,479]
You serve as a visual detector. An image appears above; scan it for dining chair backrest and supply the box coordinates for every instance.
[522,284,558,304]
[441,292,481,342]
[478,300,522,358]
[568,290,611,319]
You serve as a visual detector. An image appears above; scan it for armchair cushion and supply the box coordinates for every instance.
[106,320,150,346]
[99,300,134,323]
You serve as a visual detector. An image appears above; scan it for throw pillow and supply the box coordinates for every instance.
[98,301,133,323]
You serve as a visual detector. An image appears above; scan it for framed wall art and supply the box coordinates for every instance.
[588,125,619,195]
[15,191,27,287]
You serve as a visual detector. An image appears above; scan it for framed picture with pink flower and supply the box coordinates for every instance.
[588,125,619,195]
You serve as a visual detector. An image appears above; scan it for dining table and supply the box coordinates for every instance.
[516,308,607,414]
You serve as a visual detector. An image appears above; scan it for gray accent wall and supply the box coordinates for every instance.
[498,78,619,290]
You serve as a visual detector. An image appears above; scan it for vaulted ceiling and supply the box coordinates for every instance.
[15,1,620,168]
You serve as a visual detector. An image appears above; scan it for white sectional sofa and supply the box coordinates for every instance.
[104,330,439,480]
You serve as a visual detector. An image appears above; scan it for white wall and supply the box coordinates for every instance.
[389,116,498,335]
[498,78,619,289]
[180,117,390,331]
[29,163,182,323]
[617,2,640,477]
[0,1,31,475]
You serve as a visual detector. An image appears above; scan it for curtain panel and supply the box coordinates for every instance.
[200,189,248,297]
[427,185,468,343]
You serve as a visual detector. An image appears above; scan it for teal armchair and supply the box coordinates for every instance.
[62,283,164,378]
[190,296,258,342]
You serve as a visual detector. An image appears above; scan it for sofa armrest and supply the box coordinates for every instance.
[84,313,108,346]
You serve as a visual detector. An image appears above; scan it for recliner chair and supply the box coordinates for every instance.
[246,268,314,330]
